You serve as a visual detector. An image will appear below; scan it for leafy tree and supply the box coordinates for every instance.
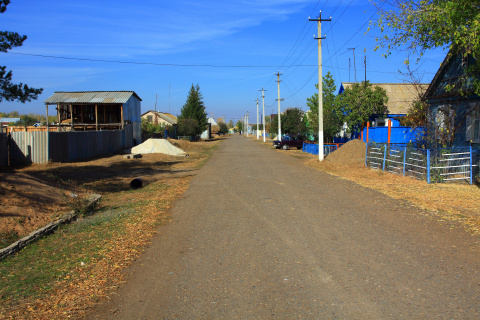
[336,81,389,134]
[13,114,37,126]
[236,120,243,132]
[0,1,43,103]
[370,0,480,95]
[281,107,307,135]
[306,72,343,142]
[177,118,200,137]
[177,84,207,138]
[141,118,166,141]
[218,121,228,134]
[269,114,278,136]
[227,120,234,129]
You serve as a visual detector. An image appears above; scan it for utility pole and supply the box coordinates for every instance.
[259,87,267,142]
[255,98,259,140]
[348,47,357,82]
[246,111,249,137]
[349,58,351,82]
[275,71,284,140]
[364,55,367,87]
[310,11,331,161]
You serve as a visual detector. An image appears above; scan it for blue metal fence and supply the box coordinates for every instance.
[302,143,342,157]
[366,142,478,184]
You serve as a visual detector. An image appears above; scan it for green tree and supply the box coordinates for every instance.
[370,0,480,95]
[0,1,43,103]
[218,121,228,134]
[177,118,200,137]
[236,120,243,132]
[336,81,389,134]
[281,107,307,135]
[177,84,207,138]
[13,114,37,126]
[306,72,343,142]
[227,120,234,129]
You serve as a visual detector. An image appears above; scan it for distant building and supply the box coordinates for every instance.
[339,82,429,127]
[141,110,177,126]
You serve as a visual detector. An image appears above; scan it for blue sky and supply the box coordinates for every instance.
[1,0,447,124]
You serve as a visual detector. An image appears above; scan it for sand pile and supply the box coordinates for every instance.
[130,139,187,156]
[325,139,366,166]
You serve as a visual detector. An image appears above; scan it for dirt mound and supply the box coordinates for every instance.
[130,139,186,156]
[325,139,366,166]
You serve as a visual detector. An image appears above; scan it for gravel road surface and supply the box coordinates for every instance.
[93,135,480,319]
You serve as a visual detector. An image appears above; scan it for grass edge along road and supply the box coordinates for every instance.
[254,137,480,236]
[0,140,220,320]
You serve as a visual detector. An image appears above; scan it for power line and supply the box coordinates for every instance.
[5,52,318,69]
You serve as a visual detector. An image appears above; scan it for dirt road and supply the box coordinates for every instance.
[93,135,480,319]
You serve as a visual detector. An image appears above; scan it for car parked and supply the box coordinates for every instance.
[273,135,304,150]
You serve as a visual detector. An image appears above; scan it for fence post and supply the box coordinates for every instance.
[366,122,370,143]
[387,119,391,144]
[427,149,431,184]
[470,146,473,185]
[382,143,387,171]
[365,142,368,167]
[403,147,407,176]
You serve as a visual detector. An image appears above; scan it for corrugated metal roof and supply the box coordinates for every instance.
[340,83,429,114]
[44,91,142,104]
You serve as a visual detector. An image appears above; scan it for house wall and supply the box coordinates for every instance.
[141,112,173,126]
[428,100,480,150]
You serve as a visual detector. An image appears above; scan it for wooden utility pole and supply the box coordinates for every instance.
[310,12,331,161]
[275,71,284,141]
[259,88,267,142]
[255,98,259,140]
[348,47,357,82]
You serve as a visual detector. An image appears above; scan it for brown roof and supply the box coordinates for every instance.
[341,83,429,114]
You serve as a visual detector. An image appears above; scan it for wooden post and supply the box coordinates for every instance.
[95,104,98,131]
[57,103,60,124]
[366,121,370,143]
[80,105,84,123]
[46,104,49,131]
[120,104,124,130]
[70,104,73,131]
[387,119,392,144]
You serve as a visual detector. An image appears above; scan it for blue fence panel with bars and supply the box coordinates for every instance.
[365,142,479,184]
[302,143,341,157]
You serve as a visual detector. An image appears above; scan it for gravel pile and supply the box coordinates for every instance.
[325,139,366,166]
[130,139,187,156]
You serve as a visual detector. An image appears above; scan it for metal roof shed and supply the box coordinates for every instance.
[44,91,142,144]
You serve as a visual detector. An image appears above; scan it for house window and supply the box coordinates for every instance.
[147,115,153,122]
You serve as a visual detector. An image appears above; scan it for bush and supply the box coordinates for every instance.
[177,118,201,138]
[141,119,166,141]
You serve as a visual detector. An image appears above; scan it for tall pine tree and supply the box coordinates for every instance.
[1,1,43,103]
[177,84,207,137]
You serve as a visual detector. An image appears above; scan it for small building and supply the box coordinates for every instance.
[141,110,177,126]
[44,91,142,144]
[0,118,20,132]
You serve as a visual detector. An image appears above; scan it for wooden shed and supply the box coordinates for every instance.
[44,91,142,144]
